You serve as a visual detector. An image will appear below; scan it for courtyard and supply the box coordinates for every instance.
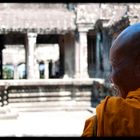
[0,108,96,137]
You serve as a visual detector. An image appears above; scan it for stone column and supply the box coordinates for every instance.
[44,60,49,79]
[13,52,19,79]
[34,59,40,79]
[63,32,75,79]
[0,35,4,79]
[58,35,64,77]
[13,64,19,79]
[52,61,56,77]
[0,52,3,79]
[75,27,89,78]
[96,32,101,71]
[102,29,112,78]
[74,32,80,78]
[96,32,103,77]
[26,32,37,79]
[79,31,89,78]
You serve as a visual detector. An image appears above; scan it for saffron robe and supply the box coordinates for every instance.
[82,88,140,136]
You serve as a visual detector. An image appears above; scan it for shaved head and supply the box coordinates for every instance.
[109,23,140,98]
[111,23,140,58]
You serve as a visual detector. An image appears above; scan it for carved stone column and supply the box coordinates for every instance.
[75,25,89,78]
[13,64,19,79]
[34,59,40,79]
[26,32,37,79]
[95,32,103,77]
[44,60,49,79]
[63,32,75,79]
[79,31,89,78]
[74,33,80,78]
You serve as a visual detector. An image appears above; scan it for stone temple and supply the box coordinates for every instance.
[0,3,139,110]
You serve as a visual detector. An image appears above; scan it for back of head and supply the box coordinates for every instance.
[110,22,140,98]
[112,23,140,57]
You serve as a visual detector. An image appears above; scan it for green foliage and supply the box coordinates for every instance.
[3,67,13,79]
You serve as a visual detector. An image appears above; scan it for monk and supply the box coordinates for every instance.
[81,23,140,136]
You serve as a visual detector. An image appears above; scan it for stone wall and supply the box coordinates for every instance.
[0,79,115,109]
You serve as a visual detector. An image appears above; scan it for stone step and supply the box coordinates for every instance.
[8,97,91,103]
[8,106,89,112]
[8,92,72,97]
[8,91,91,96]
[8,101,91,112]
[9,101,91,107]
[8,97,71,102]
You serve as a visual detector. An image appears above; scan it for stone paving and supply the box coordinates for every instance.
[0,107,96,137]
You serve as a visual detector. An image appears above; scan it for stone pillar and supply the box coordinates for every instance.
[34,59,40,79]
[63,32,75,79]
[95,32,103,77]
[0,35,4,79]
[102,29,112,78]
[96,32,101,71]
[75,27,89,78]
[13,64,19,79]
[52,61,56,77]
[79,31,89,78]
[0,51,3,79]
[58,35,64,78]
[44,60,49,79]
[74,32,80,78]
[26,32,37,79]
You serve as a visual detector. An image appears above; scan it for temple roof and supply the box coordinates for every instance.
[0,6,76,34]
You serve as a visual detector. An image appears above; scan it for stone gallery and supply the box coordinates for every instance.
[0,3,139,109]
[0,3,136,80]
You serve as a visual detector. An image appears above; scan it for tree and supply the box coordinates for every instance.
[3,66,13,79]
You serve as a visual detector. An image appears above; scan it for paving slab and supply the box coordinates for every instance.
[0,109,96,137]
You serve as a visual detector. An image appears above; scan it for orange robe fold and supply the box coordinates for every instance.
[81,115,96,137]
[82,88,140,136]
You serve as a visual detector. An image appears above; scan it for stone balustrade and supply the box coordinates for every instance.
[0,79,115,111]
